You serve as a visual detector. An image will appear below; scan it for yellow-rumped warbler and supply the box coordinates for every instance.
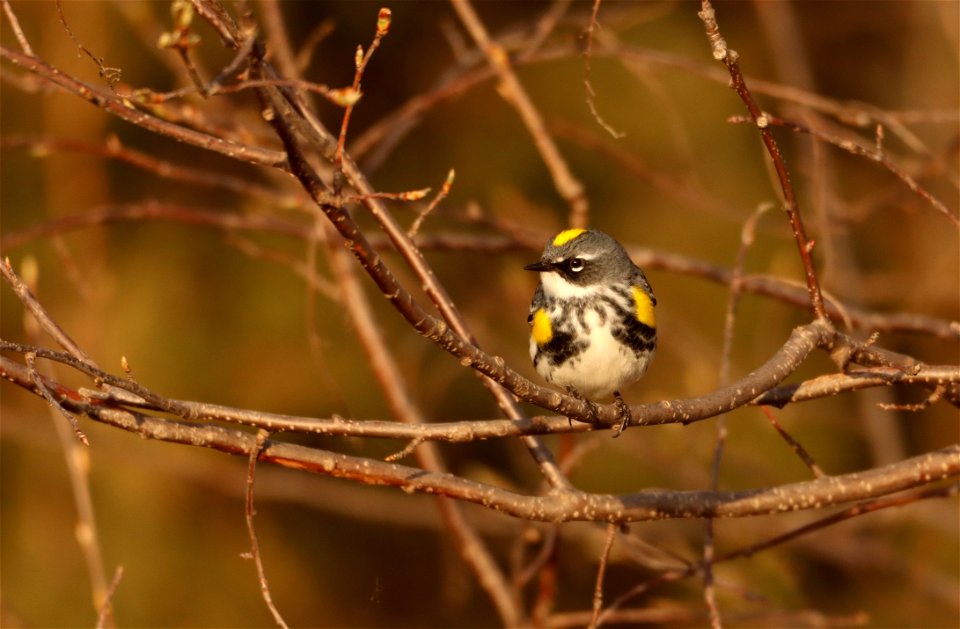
[524,228,656,434]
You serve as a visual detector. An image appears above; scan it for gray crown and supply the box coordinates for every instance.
[524,229,638,286]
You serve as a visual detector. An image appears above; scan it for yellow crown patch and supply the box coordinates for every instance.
[552,228,587,247]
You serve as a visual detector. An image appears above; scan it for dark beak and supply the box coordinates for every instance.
[523,260,553,272]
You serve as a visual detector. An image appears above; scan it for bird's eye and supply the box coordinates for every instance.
[568,258,585,273]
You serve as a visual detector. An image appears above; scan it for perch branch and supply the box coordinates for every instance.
[2,365,956,523]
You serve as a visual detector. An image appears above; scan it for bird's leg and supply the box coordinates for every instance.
[612,391,633,437]
[565,386,599,428]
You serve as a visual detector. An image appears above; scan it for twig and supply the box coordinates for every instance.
[702,433,724,628]
[697,0,828,322]
[582,0,625,139]
[333,7,391,174]
[1,257,96,367]
[294,20,336,75]
[588,524,618,629]
[158,0,208,96]
[729,114,959,228]
[243,429,289,629]
[715,482,960,564]
[450,0,588,228]
[553,606,870,628]
[251,55,574,491]
[24,352,88,445]
[529,528,560,625]
[514,524,560,589]
[94,566,124,629]
[517,0,573,61]
[4,207,956,340]
[14,262,114,627]
[257,0,298,80]
[323,225,520,625]
[760,406,825,478]
[703,202,771,628]
[2,135,284,202]
[408,169,455,239]
[877,384,945,413]
[0,45,286,167]
[55,0,121,90]
[1,0,34,55]
[594,483,958,621]
[756,366,960,407]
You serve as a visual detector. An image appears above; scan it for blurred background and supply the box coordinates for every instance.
[2,1,958,626]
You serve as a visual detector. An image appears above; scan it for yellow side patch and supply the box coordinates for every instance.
[552,228,586,247]
[531,308,553,345]
[632,286,656,328]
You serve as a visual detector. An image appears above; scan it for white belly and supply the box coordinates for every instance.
[529,309,652,400]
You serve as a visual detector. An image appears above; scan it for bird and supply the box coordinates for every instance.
[524,228,657,435]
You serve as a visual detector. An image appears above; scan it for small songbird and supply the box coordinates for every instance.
[524,228,657,434]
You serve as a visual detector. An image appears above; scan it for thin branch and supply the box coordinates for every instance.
[582,0,625,139]
[333,7,391,175]
[157,0,209,96]
[588,524,618,629]
[24,352,88,445]
[4,207,956,340]
[408,169,455,240]
[323,225,519,625]
[593,483,957,622]
[716,482,960,565]
[0,45,286,168]
[243,430,289,629]
[250,56,574,491]
[760,406,825,478]
[702,202,771,627]
[55,0,120,90]
[1,0,34,55]
[1,257,96,367]
[698,0,827,321]
[15,262,113,627]
[1,135,285,202]
[756,365,960,409]
[257,0,298,79]
[94,566,123,629]
[450,0,589,228]
[729,113,959,228]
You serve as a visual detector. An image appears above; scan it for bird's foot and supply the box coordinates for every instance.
[612,391,633,438]
[565,386,600,428]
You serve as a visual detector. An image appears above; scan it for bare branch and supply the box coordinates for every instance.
[243,429,289,629]
[588,524,618,629]
[0,46,286,167]
[4,353,956,523]
[450,0,589,228]
[729,113,959,228]
[698,0,828,321]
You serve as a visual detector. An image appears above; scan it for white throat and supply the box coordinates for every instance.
[540,271,595,299]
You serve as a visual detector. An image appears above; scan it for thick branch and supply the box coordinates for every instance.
[2,315,836,438]
[6,379,955,523]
